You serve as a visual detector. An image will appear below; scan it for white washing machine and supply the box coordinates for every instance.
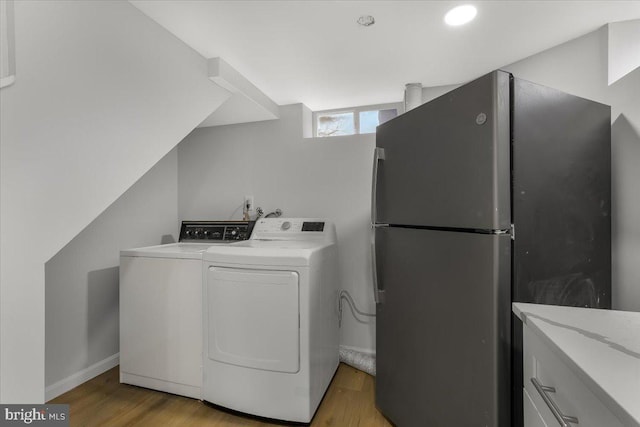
[119,221,251,399]
[202,218,339,423]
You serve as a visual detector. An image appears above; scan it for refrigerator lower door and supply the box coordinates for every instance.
[375,227,511,427]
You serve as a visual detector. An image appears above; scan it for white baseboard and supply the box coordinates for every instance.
[339,344,376,356]
[46,353,119,402]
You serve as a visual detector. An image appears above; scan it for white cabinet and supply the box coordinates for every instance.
[514,303,640,427]
[522,321,624,427]
[523,387,549,427]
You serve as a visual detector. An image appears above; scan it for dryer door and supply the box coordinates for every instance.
[206,266,300,373]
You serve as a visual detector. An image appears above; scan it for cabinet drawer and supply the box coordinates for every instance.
[523,326,624,427]
[524,387,549,427]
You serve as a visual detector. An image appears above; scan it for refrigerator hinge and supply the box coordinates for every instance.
[510,224,515,240]
[373,223,389,228]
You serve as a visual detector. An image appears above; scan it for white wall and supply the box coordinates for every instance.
[421,83,460,104]
[503,25,640,311]
[0,1,229,402]
[45,148,179,398]
[178,24,640,363]
[608,19,640,85]
[178,104,378,352]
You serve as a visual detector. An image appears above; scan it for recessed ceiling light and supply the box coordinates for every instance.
[444,5,477,26]
[357,15,375,27]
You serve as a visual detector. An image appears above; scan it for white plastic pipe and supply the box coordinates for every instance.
[404,83,423,112]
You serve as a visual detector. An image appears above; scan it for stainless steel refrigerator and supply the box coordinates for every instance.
[372,70,611,426]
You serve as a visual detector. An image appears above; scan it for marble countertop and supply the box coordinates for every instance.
[513,303,640,427]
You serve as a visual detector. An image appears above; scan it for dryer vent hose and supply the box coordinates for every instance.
[339,347,376,376]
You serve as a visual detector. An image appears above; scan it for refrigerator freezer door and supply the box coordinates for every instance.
[511,78,611,308]
[375,70,511,230]
[375,227,511,427]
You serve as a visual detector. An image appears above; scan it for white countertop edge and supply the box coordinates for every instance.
[512,302,526,321]
[512,302,640,427]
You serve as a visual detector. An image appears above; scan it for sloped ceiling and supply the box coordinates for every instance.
[608,19,640,85]
[131,1,640,111]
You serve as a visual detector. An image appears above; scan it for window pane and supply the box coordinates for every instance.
[378,108,398,124]
[317,112,355,137]
[359,111,379,134]
[359,109,398,134]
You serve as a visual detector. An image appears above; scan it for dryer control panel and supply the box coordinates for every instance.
[251,218,335,242]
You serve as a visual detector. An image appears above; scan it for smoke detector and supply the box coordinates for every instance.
[357,15,375,27]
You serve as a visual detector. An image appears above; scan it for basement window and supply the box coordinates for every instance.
[317,111,355,137]
[314,104,400,137]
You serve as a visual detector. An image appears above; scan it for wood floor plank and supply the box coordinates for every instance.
[49,364,391,427]
[331,364,367,392]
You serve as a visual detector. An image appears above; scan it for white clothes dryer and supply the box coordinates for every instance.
[202,218,339,422]
[119,221,251,398]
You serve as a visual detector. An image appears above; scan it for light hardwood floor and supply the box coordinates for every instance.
[50,364,392,426]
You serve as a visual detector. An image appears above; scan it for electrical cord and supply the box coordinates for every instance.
[338,290,376,327]
[228,202,244,220]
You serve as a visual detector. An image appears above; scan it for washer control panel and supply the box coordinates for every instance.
[179,221,252,242]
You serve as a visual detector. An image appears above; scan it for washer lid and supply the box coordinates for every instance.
[120,242,236,260]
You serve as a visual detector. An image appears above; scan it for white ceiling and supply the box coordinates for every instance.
[130,1,640,111]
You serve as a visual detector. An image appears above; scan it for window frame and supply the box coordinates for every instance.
[313,102,403,138]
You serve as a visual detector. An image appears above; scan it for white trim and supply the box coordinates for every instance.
[207,57,279,118]
[45,353,120,402]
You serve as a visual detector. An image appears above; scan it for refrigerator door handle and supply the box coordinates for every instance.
[371,223,387,304]
[371,147,386,224]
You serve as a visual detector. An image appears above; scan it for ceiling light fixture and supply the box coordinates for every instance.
[444,5,477,26]
[357,15,375,27]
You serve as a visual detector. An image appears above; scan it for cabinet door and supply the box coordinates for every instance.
[523,326,625,427]
[523,388,549,427]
